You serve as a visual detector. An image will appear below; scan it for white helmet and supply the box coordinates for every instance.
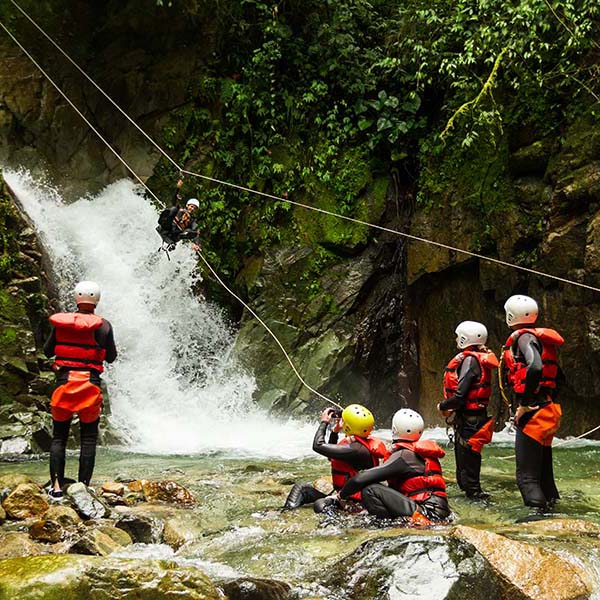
[391,409,424,442]
[504,295,538,327]
[74,281,101,306]
[186,198,200,208]
[455,321,488,349]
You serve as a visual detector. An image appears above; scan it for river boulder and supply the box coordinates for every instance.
[2,482,48,520]
[66,483,110,520]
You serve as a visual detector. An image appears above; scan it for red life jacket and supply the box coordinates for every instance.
[503,328,564,394]
[330,436,389,501]
[387,440,447,502]
[443,349,499,410]
[49,313,106,373]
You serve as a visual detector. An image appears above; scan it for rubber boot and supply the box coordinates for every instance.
[409,510,432,527]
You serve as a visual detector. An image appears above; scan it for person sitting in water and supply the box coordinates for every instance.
[335,409,451,525]
[156,179,200,251]
[283,404,389,513]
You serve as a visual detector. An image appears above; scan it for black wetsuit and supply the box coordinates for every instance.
[339,445,451,521]
[512,332,560,509]
[439,355,491,498]
[283,422,375,513]
[157,191,199,247]
[44,310,117,487]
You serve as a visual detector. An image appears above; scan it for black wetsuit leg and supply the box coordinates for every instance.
[419,495,451,521]
[541,445,559,504]
[283,483,326,510]
[454,438,482,497]
[50,418,72,487]
[515,428,548,508]
[78,418,99,486]
[360,484,419,519]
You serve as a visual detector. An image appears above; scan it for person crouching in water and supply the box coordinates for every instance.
[43,281,117,500]
[438,321,498,500]
[283,404,389,513]
[334,409,451,525]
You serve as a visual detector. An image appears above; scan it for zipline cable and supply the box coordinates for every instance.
[0,18,342,410]
[8,0,600,295]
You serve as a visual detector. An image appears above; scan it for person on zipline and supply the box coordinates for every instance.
[156,178,200,251]
[438,321,498,500]
[334,409,451,525]
[502,295,564,513]
[283,404,388,513]
[44,281,117,501]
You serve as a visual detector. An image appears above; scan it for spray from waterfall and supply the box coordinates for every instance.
[4,168,315,456]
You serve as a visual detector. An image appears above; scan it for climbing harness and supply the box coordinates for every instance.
[444,414,455,449]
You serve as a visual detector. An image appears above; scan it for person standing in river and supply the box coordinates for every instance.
[502,295,564,512]
[438,321,498,500]
[44,281,117,500]
[283,404,389,513]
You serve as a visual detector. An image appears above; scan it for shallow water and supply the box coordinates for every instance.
[1,438,599,594]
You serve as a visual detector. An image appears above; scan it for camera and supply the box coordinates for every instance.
[330,408,342,419]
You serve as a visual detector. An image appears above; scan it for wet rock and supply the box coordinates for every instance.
[0,473,35,496]
[28,519,65,544]
[44,505,81,528]
[102,492,126,506]
[96,525,132,547]
[0,436,30,455]
[221,577,292,600]
[115,513,164,543]
[66,482,110,520]
[0,504,5,524]
[101,481,125,496]
[123,491,144,506]
[141,479,195,506]
[452,525,592,600]
[127,480,144,493]
[326,533,507,599]
[70,529,123,556]
[0,531,45,559]
[2,482,48,519]
[0,555,222,599]
[162,517,197,550]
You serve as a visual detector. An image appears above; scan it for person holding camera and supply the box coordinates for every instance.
[283,404,389,512]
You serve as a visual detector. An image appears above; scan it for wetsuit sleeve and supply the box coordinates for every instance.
[312,423,367,460]
[43,327,56,358]
[96,320,117,363]
[339,452,410,499]
[517,333,543,404]
[439,356,481,411]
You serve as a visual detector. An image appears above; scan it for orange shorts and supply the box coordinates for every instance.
[50,371,103,423]
[522,402,562,446]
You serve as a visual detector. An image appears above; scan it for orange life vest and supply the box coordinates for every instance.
[443,349,499,410]
[174,208,192,232]
[330,436,389,501]
[387,440,447,502]
[503,328,564,395]
[49,313,106,373]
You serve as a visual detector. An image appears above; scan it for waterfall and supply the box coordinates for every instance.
[5,168,315,456]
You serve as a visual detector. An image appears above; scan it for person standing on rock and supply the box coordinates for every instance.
[43,281,117,501]
[502,295,564,513]
[438,321,498,500]
[335,409,451,525]
[283,404,389,513]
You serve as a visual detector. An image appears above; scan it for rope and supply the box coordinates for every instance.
[499,423,600,461]
[7,0,600,295]
[0,18,341,410]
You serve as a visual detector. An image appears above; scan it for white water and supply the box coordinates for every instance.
[5,169,316,457]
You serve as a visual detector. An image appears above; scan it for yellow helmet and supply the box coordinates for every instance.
[342,404,374,438]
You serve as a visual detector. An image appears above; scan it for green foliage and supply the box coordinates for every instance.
[150,0,599,296]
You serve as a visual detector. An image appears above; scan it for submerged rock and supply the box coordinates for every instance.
[221,577,292,600]
[115,513,164,544]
